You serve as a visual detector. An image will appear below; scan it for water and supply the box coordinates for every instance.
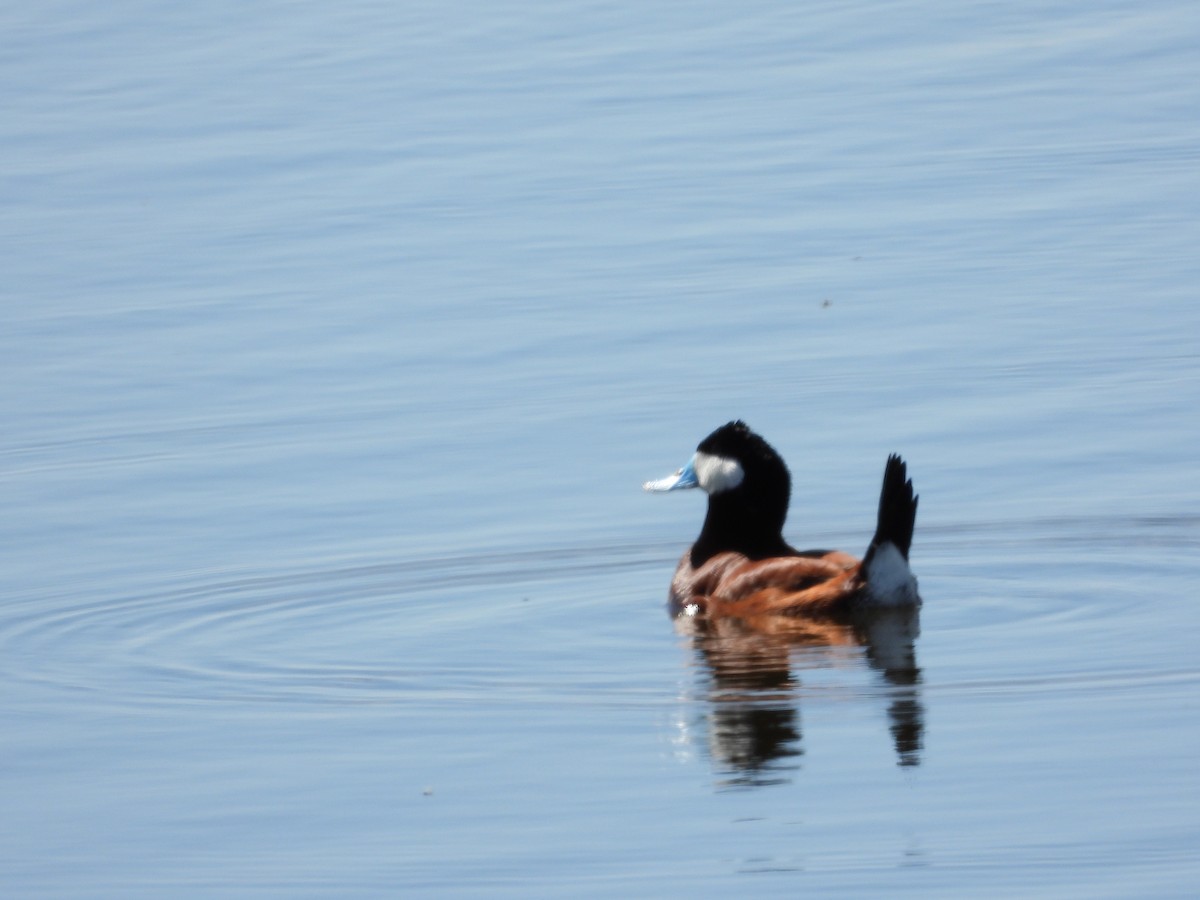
[3,1,1199,895]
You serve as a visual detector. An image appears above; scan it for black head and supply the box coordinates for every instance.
[690,421,793,565]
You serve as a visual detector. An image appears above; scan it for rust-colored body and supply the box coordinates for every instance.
[669,548,868,624]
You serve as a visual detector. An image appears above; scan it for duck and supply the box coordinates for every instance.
[644,421,919,622]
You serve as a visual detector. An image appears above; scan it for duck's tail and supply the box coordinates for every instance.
[861,454,919,604]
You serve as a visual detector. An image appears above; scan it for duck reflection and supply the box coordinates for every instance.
[678,606,923,784]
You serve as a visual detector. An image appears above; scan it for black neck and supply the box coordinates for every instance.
[690,491,792,567]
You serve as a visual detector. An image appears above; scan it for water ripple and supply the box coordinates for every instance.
[1,542,677,710]
[4,514,1196,714]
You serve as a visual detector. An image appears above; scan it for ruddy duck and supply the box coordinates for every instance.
[645,421,919,621]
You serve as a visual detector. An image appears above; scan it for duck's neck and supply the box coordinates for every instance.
[690,492,792,567]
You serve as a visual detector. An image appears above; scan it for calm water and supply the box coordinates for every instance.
[3,1,1200,896]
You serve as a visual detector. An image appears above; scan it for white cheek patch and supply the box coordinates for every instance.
[693,452,744,494]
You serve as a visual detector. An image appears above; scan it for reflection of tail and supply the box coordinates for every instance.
[857,606,924,767]
[862,455,919,603]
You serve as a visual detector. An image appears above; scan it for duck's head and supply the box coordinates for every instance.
[645,421,792,562]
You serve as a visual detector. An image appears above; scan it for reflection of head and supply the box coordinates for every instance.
[708,703,801,788]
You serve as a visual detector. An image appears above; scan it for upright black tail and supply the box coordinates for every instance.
[866,454,918,562]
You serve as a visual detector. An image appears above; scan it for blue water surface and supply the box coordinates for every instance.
[3,1,1199,896]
